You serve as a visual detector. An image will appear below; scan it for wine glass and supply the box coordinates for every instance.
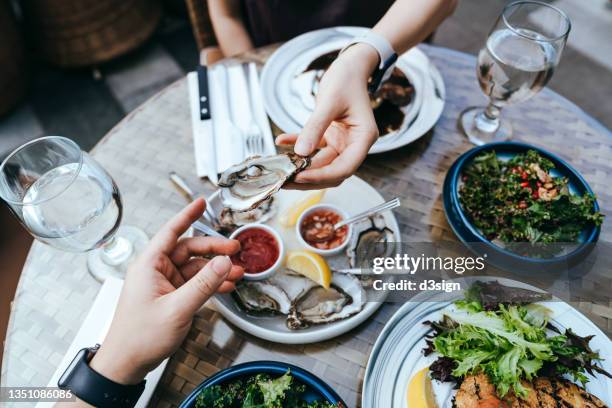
[0,136,148,282]
[459,1,571,145]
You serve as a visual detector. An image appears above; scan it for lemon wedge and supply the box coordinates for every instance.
[407,367,438,408]
[278,190,326,227]
[286,250,331,289]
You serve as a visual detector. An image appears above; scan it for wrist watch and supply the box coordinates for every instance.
[340,30,398,93]
[58,344,146,408]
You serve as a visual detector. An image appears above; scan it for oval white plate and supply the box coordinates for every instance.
[196,175,401,344]
[362,277,612,408]
[261,26,446,155]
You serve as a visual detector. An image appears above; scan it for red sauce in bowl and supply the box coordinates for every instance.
[230,227,279,274]
[300,208,348,250]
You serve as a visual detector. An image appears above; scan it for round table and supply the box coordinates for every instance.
[3,44,611,408]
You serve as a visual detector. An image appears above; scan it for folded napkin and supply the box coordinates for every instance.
[188,63,277,180]
[36,277,167,408]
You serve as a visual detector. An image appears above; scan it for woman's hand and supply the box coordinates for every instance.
[277,43,380,189]
[88,199,243,385]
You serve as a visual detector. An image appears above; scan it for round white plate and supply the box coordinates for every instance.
[362,277,612,408]
[260,26,446,155]
[198,175,401,344]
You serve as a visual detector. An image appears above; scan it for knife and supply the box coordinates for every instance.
[197,65,218,185]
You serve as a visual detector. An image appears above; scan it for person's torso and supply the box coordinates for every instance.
[241,0,395,46]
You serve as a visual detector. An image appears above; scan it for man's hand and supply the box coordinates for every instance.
[89,199,243,385]
[277,43,380,190]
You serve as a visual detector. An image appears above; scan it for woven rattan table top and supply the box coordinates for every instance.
[3,44,611,408]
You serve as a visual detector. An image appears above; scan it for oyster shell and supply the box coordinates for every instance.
[347,215,396,269]
[287,272,366,330]
[232,269,366,330]
[232,280,291,315]
[219,197,276,229]
[218,153,309,213]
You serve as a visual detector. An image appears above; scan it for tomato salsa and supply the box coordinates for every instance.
[300,208,348,250]
[230,227,279,274]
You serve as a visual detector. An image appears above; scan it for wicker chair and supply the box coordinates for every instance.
[0,0,28,116]
[184,0,223,65]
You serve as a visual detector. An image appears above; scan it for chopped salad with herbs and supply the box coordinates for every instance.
[194,370,340,408]
[459,150,603,245]
[424,281,612,399]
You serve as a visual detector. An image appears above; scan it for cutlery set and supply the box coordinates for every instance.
[188,61,275,184]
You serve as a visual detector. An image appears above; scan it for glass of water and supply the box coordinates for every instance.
[459,1,570,145]
[0,136,148,282]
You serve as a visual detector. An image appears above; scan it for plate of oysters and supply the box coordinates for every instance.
[194,152,401,344]
[260,26,446,154]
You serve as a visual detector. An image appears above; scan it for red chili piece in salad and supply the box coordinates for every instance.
[230,228,279,274]
[300,209,348,250]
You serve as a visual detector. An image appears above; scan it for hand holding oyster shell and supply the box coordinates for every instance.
[217,152,310,228]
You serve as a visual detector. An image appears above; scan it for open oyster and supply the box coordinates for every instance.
[232,280,292,315]
[347,215,396,269]
[287,272,366,330]
[218,153,309,213]
[232,269,366,330]
[219,196,276,228]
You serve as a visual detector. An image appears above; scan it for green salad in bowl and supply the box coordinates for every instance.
[193,369,341,408]
[459,150,603,245]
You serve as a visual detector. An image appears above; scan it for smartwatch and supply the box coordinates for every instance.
[58,344,146,408]
[340,31,398,93]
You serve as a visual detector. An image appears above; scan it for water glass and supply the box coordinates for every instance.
[0,136,148,282]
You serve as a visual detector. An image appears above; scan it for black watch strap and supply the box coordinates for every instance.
[368,53,398,94]
[58,345,146,408]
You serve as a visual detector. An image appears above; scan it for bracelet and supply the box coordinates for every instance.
[340,31,398,93]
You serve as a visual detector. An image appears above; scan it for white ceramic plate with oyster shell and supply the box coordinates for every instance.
[194,175,401,344]
[260,26,445,155]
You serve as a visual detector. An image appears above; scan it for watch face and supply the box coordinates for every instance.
[58,347,89,388]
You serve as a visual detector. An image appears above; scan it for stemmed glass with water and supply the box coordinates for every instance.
[459,1,571,145]
[0,136,148,282]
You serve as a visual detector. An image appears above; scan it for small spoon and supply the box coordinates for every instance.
[334,198,400,230]
[305,198,400,242]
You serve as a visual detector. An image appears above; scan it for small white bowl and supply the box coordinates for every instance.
[296,204,352,256]
[229,223,284,281]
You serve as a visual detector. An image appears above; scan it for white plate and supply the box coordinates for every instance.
[260,26,446,155]
[362,277,612,408]
[198,175,401,344]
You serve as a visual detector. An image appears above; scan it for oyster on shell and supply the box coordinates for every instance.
[219,196,276,229]
[218,153,309,213]
[347,215,396,269]
[232,269,366,330]
[232,280,292,315]
[287,272,366,330]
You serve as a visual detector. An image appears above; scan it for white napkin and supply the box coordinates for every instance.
[188,64,276,180]
[36,277,167,408]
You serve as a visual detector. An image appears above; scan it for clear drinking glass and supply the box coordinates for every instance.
[459,1,570,145]
[0,136,148,282]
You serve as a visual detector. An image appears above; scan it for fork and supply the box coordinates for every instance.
[246,63,266,155]
[235,64,264,156]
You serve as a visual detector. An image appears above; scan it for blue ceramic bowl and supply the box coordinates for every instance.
[179,361,346,407]
[443,142,601,273]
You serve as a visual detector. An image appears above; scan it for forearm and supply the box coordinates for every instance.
[373,0,457,53]
[208,0,253,57]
